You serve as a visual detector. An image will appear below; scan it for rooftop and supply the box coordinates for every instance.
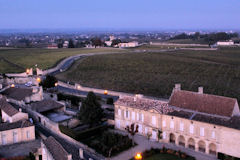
[31,99,64,113]
[43,136,70,160]
[169,89,238,117]
[0,98,19,116]
[2,87,33,101]
[115,96,173,114]
[0,120,33,132]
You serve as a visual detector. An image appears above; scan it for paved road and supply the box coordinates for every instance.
[57,85,119,101]
[36,124,103,160]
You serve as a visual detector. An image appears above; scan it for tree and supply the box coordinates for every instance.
[91,38,103,48]
[111,39,121,47]
[39,75,57,89]
[157,129,162,141]
[78,92,103,126]
[125,123,138,146]
[68,39,75,48]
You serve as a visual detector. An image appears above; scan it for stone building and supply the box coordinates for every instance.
[0,120,35,145]
[114,84,240,158]
[41,136,72,160]
[0,98,28,123]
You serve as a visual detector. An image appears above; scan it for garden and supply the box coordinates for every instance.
[130,148,196,160]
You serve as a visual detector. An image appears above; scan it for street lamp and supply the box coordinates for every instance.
[26,69,30,75]
[135,153,142,160]
[11,84,15,88]
[54,82,58,87]
[37,77,41,83]
[104,90,108,95]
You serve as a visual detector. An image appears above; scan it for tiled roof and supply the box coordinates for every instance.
[31,99,64,113]
[115,96,173,114]
[169,90,237,117]
[0,120,33,132]
[43,136,70,160]
[2,88,33,101]
[0,98,19,116]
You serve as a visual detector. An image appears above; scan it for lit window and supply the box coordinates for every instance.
[189,125,194,134]
[170,120,174,129]
[163,132,166,139]
[27,131,30,139]
[179,123,184,131]
[200,127,205,136]
[162,120,166,127]
[211,131,215,139]
[132,112,135,121]
[118,109,121,116]
[152,116,156,126]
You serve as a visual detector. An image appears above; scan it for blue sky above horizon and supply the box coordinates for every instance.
[0,0,240,30]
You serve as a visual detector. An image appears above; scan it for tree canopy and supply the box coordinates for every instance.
[39,75,57,89]
[78,92,103,125]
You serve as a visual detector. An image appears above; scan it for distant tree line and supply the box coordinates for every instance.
[170,32,239,44]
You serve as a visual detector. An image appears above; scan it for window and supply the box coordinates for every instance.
[118,109,121,116]
[116,120,121,128]
[179,123,184,131]
[13,131,18,143]
[211,131,215,139]
[189,125,194,134]
[163,131,166,139]
[138,124,142,133]
[162,120,166,127]
[26,131,30,139]
[126,110,129,118]
[152,116,156,126]
[141,113,144,122]
[1,134,6,145]
[137,113,139,121]
[152,130,157,140]
[132,112,135,121]
[145,127,148,135]
[170,120,174,129]
[200,127,205,137]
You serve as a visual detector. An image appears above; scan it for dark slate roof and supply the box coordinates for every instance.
[0,98,19,116]
[169,90,237,117]
[167,110,193,119]
[31,99,64,113]
[115,96,173,114]
[0,120,33,131]
[43,136,70,160]
[2,88,33,101]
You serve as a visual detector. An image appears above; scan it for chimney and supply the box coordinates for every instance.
[198,87,203,94]
[175,84,181,91]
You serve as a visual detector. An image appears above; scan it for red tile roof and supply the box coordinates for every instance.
[169,90,237,117]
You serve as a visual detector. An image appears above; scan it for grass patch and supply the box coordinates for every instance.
[56,48,240,102]
[0,48,124,73]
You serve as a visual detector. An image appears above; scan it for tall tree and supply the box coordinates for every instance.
[68,39,75,48]
[78,92,103,125]
[91,38,102,48]
[39,75,57,89]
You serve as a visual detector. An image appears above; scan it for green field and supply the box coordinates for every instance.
[0,48,123,73]
[56,47,240,101]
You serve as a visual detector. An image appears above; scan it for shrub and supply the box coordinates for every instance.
[106,98,114,105]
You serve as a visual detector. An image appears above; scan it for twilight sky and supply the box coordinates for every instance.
[0,0,239,30]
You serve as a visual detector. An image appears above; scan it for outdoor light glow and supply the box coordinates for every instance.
[54,82,58,87]
[77,85,81,89]
[104,90,108,95]
[11,84,15,88]
[135,153,142,160]
[26,69,30,74]
[37,77,41,83]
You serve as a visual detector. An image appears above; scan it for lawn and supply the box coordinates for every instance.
[0,48,123,73]
[56,47,240,101]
